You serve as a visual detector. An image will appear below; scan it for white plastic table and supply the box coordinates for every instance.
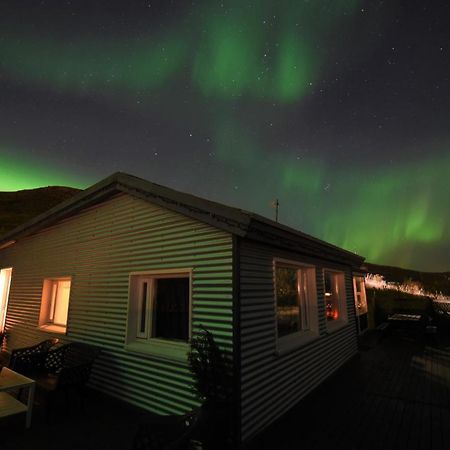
[0,367,35,428]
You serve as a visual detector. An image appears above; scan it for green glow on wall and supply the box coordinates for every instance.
[0,150,89,191]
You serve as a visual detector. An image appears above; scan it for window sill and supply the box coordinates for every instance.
[125,339,189,361]
[38,324,67,335]
[276,330,319,356]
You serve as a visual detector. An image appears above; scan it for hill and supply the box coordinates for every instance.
[0,186,81,236]
[365,262,450,297]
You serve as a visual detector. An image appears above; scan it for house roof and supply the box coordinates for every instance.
[0,172,364,267]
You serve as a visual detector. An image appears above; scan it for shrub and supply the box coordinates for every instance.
[187,327,233,404]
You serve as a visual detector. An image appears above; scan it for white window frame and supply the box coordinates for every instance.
[323,269,348,332]
[274,258,319,354]
[125,269,193,360]
[38,277,72,334]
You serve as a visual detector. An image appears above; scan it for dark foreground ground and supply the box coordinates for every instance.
[1,327,449,450]
[248,327,450,450]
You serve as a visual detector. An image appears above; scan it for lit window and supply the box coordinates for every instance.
[353,276,368,316]
[128,272,191,345]
[324,270,347,324]
[39,278,71,333]
[275,261,317,341]
[0,267,13,332]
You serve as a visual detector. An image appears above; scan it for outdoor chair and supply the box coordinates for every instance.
[131,409,200,450]
[432,302,450,335]
[35,341,101,414]
[7,338,59,375]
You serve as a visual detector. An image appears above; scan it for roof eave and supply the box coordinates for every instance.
[0,172,250,246]
[246,218,365,268]
[0,174,121,245]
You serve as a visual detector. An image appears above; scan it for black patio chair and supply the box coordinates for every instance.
[131,410,200,450]
[8,338,59,375]
[35,341,101,414]
[432,301,450,335]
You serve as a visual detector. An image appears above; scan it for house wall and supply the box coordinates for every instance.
[239,239,358,442]
[0,193,234,414]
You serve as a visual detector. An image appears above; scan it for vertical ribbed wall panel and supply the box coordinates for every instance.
[239,240,357,442]
[0,193,233,414]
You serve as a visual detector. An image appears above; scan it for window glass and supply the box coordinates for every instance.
[53,280,71,326]
[276,266,300,338]
[130,273,191,345]
[353,276,368,316]
[39,278,71,333]
[153,278,189,341]
[324,270,343,322]
[138,281,149,337]
[0,268,12,332]
[275,264,314,339]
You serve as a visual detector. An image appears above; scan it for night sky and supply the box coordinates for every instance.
[0,1,449,271]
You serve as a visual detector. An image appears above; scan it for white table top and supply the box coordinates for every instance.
[0,367,35,391]
[388,313,422,322]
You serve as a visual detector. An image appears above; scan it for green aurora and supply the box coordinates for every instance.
[212,120,450,269]
[0,0,448,271]
[0,150,89,191]
[0,0,358,102]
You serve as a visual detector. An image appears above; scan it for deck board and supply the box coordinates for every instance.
[0,328,449,449]
[249,330,450,450]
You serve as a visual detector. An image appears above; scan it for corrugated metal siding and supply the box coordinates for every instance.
[239,240,358,441]
[0,193,233,414]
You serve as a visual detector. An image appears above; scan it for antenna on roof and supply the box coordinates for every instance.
[271,199,280,222]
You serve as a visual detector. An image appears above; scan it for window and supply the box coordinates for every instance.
[353,276,368,316]
[353,275,368,333]
[0,268,12,333]
[127,270,192,356]
[274,260,318,347]
[324,270,347,326]
[39,278,71,333]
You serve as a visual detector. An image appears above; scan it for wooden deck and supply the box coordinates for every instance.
[0,328,449,449]
[248,328,450,450]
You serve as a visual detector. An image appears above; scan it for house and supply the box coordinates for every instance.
[0,172,365,445]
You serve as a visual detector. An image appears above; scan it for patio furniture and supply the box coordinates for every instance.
[8,338,59,375]
[387,313,424,331]
[35,342,101,413]
[432,301,450,335]
[131,409,200,450]
[0,367,35,428]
